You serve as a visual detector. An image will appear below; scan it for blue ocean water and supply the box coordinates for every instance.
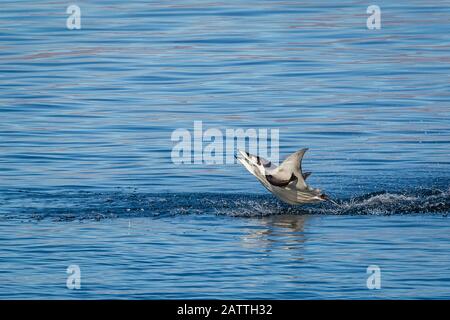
[0,0,450,299]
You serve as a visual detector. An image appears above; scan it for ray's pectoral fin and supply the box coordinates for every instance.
[265,173,298,188]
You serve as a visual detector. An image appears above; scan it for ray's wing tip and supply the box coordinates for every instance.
[292,148,309,156]
[292,147,309,158]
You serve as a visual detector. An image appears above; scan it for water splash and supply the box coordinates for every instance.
[0,187,449,221]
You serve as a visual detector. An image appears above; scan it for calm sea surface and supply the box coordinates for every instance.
[0,0,449,299]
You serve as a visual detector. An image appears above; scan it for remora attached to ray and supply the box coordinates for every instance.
[236,148,328,205]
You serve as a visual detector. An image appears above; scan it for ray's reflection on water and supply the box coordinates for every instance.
[242,215,308,255]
